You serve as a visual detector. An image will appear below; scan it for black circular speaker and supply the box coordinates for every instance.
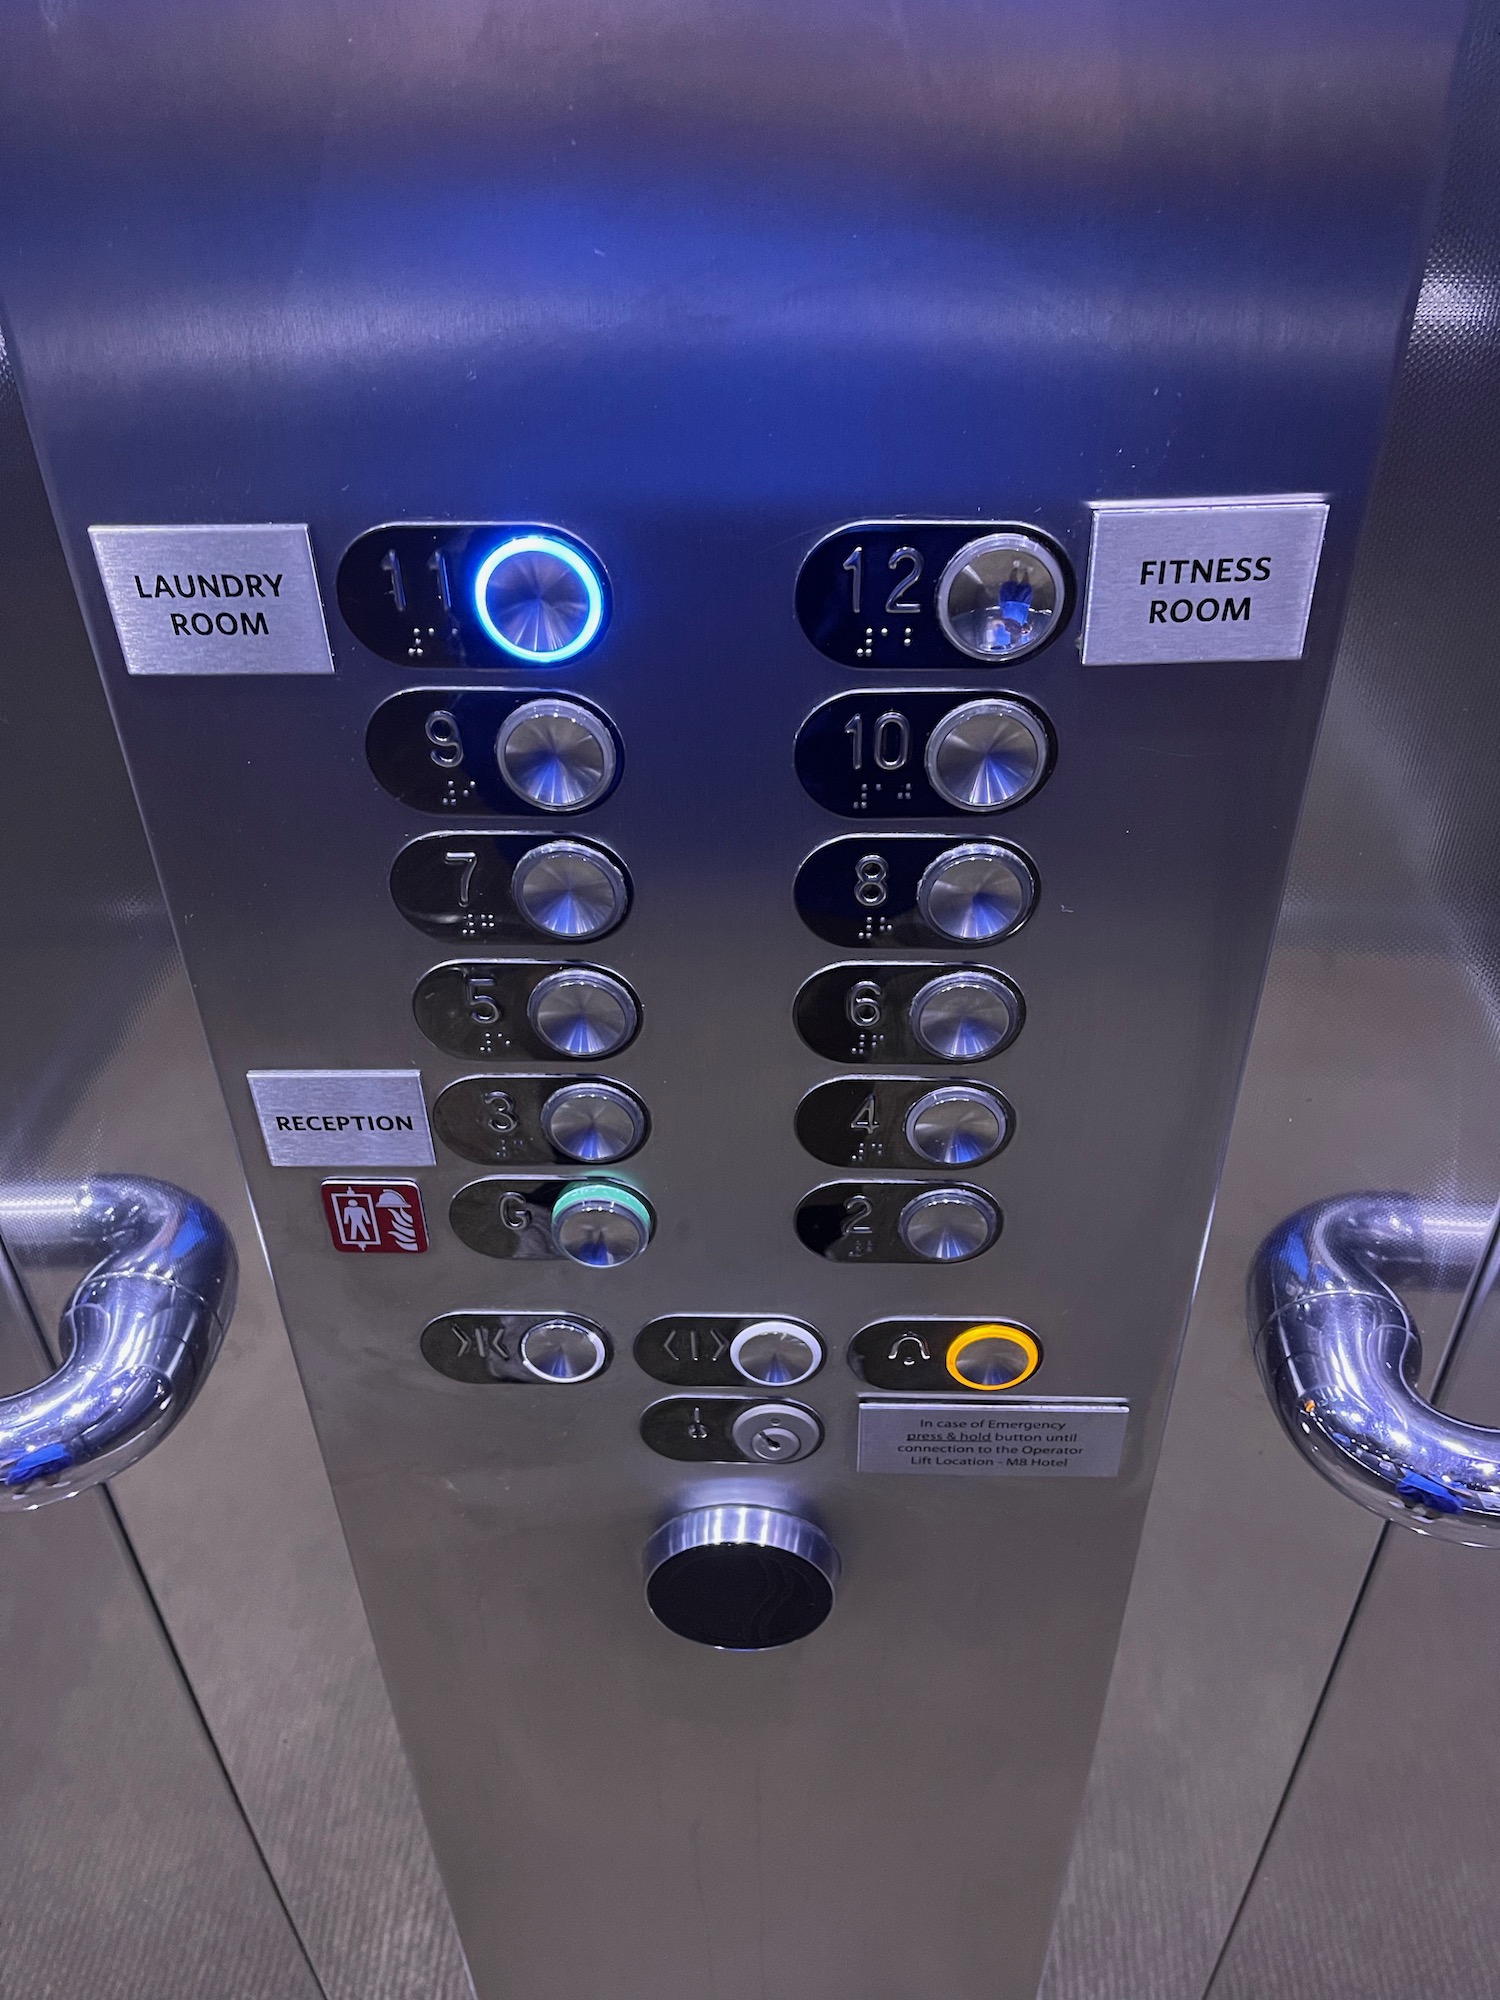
[643,1505,839,1650]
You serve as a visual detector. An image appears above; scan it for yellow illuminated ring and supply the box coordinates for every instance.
[944,1322,1041,1391]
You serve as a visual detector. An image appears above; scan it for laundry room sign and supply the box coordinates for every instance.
[90,523,335,674]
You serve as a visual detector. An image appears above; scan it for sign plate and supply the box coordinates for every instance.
[1081,496,1327,665]
[320,1180,428,1254]
[248,1070,435,1167]
[90,524,334,676]
[857,1398,1128,1477]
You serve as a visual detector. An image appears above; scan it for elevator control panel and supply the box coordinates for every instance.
[84,495,1335,1661]
[333,525,1070,1475]
[16,0,1446,1967]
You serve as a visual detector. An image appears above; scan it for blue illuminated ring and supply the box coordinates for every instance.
[471,533,606,663]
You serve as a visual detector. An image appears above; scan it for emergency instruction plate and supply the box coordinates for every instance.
[857,1398,1129,1477]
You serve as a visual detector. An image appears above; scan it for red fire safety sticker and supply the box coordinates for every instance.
[320,1180,428,1254]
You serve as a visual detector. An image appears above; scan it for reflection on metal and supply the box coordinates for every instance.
[1251,1194,1500,1543]
[0,1176,236,1508]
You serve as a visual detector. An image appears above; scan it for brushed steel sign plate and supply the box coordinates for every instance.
[90,523,334,675]
[248,1069,435,1167]
[1081,496,1327,665]
[857,1398,1128,1476]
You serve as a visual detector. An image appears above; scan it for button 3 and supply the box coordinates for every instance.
[540,1081,646,1163]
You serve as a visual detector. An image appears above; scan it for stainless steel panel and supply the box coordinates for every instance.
[0,6,1468,1997]
[0,331,473,1998]
[0,1242,323,1999]
[1209,6,1500,1978]
[1043,8,1500,1990]
[0,354,321,2000]
[1209,1304,1500,1999]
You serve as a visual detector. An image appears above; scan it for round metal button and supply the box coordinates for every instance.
[518,1317,610,1384]
[897,1187,999,1262]
[527,968,639,1059]
[730,1402,823,1465]
[473,534,607,664]
[729,1320,823,1388]
[924,698,1049,813]
[511,841,628,941]
[540,1081,646,1163]
[908,970,1019,1062]
[916,841,1035,943]
[549,1181,653,1267]
[935,532,1066,663]
[944,1322,1039,1391]
[496,698,618,812]
[904,1085,1010,1167]
[643,1504,839,1650]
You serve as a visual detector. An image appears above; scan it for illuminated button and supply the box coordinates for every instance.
[904,1085,1010,1167]
[935,532,1065,663]
[518,1317,610,1383]
[511,841,628,940]
[908,970,1019,1062]
[730,1402,823,1464]
[924,698,1048,813]
[496,699,617,811]
[540,1081,646,1163]
[944,1322,1040,1390]
[729,1320,823,1388]
[897,1187,998,1262]
[527,968,639,1059]
[550,1181,653,1267]
[916,842,1035,943]
[473,534,606,663]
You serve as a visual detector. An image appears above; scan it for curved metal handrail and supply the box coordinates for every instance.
[1250,1193,1500,1544]
[0,1176,237,1509]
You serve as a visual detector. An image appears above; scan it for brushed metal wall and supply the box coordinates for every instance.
[0,330,472,1999]
[1044,5,1500,1991]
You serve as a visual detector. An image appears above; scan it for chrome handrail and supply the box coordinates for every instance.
[0,1176,237,1509]
[1250,1194,1500,1544]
